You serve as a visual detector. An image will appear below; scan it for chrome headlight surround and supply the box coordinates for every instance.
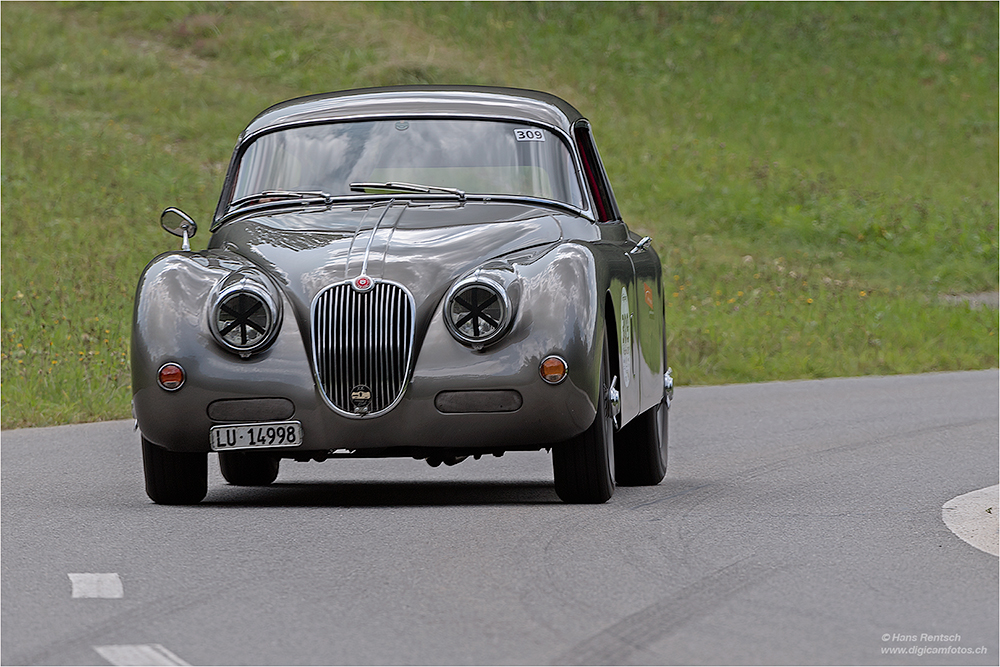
[209,274,281,357]
[444,275,514,350]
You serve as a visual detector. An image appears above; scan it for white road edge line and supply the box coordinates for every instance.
[93,644,190,666]
[942,484,999,556]
[68,573,124,598]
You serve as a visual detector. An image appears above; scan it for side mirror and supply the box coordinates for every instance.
[160,207,198,251]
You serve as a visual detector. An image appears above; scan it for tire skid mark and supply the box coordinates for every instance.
[538,515,605,614]
[628,481,714,510]
[739,416,992,485]
[550,559,774,665]
[620,481,742,613]
[518,512,636,639]
[665,417,996,553]
[7,587,216,666]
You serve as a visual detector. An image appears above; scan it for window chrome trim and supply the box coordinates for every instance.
[214,114,590,228]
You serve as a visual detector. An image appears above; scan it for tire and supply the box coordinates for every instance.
[218,451,280,486]
[614,395,668,486]
[142,437,208,505]
[615,325,670,486]
[552,330,615,503]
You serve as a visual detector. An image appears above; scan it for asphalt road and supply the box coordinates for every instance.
[2,370,997,666]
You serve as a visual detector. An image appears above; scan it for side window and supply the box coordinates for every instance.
[574,122,621,222]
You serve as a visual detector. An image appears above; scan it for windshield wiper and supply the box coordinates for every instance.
[349,181,466,200]
[228,190,333,211]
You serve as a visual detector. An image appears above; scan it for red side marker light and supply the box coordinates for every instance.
[157,363,185,391]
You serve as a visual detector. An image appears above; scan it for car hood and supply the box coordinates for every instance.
[208,201,568,312]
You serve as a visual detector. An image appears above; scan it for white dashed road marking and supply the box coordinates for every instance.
[70,576,187,665]
[68,573,124,598]
[93,644,190,666]
[942,484,999,556]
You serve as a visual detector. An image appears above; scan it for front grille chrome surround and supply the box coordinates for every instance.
[310,280,416,418]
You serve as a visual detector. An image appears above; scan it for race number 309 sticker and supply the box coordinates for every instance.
[514,128,546,142]
[620,287,632,388]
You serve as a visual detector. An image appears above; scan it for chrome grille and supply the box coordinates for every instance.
[311,281,415,417]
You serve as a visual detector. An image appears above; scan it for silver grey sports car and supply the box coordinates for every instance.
[132,85,673,505]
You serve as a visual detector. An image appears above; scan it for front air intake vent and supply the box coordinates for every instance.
[311,281,415,417]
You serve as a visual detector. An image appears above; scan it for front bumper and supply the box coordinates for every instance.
[133,312,597,455]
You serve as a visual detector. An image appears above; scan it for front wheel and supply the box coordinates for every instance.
[552,330,615,503]
[142,437,207,505]
[219,451,280,486]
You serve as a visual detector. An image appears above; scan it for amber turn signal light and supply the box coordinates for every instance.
[157,362,185,391]
[539,355,568,384]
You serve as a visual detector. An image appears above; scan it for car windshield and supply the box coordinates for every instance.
[230,119,585,209]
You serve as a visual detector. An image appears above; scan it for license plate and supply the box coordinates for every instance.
[210,421,302,451]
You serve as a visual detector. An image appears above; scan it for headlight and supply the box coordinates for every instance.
[444,276,513,349]
[210,276,281,357]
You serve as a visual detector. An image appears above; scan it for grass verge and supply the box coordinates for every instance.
[2,2,997,428]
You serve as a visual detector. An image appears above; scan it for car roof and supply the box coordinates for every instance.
[239,85,586,141]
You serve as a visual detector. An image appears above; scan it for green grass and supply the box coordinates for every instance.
[2,1,997,428]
